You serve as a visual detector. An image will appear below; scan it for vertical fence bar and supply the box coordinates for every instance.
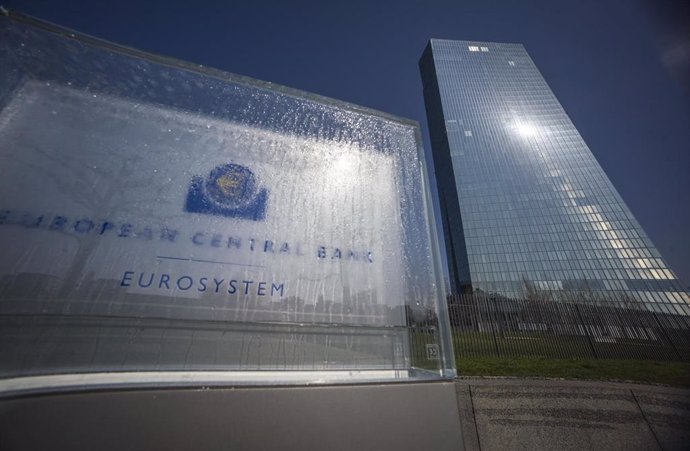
[486,294,501,357]
[573,301,597,359]
[652,309,683,361]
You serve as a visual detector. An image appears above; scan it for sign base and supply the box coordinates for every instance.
[0,381,463,450]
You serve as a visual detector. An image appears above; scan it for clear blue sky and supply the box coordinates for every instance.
[6,0,690,287]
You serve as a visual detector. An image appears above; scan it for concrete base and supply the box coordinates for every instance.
[0,381,463,451]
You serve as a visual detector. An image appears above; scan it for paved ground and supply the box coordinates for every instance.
[455,378,690,451]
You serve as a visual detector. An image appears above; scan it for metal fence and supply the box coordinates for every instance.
[447,292,690,362]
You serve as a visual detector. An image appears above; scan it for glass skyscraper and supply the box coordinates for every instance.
[419,39,689,314]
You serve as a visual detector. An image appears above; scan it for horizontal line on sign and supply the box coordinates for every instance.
[191,258,265,268]
[156,255,189,262]
[156,255,265,268]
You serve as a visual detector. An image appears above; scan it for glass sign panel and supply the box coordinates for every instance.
[0,13,454,391]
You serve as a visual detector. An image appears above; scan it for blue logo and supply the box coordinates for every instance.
[185,163,268,221]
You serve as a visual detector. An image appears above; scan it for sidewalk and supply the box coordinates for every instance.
[455,378,690,451]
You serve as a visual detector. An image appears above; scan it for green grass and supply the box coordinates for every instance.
[410,329,690,385]
[456,356,690,387]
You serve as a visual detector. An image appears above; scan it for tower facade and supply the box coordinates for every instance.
[419,39,689,314]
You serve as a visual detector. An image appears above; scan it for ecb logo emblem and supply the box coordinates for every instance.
[185,163,268,221]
